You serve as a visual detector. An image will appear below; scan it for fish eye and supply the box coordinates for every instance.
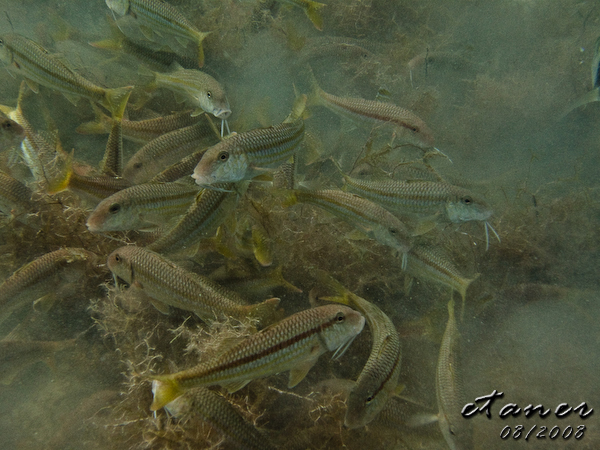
[109,203,121,214]
[114,254,121,263]
[207,91,212,98]
[411,126,419,132]
[389,227,398,234]
[335,312,345,322]
[462,196,472,205]
[0,39,3,45]
[133,162,142,170]
[218,151,229,162]
[366,395,374,403]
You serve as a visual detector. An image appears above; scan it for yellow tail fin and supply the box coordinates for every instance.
[150,377,183,411]
[304,1,326,31]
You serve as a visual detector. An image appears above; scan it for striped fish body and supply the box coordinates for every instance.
[0,33,132,115]
[164,387,276,450]
[0,171,35,219]
[106,0,210,67]
[343,176,492,223]
[150,304,365,410]
[192,119,305,185]
[76,107,200,144]
[436,300,473,450]
[313,85,434,149]
[320,276,402,428]
[123,120,218,184]
[285,189,411,255]
[149,148,206,183]
[107,246,279,325]
[65,172,132,205]
[86,182,199,232]
[0,248,98,325]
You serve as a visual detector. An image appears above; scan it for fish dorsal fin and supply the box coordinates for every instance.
[220,378,252,393]
[33,293,58,313]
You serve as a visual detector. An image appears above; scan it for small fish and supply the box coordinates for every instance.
[435,299,473,450]
[100,88,131,177]
[251,223,273,267]
[0,33,132,117]
[57,168,132,205]
[318,274,402,428]
[278,0,326,31]
[86,181,199,232]
[107,246,280,325]
[150,304,365,410]
[164,387,276,450]
[222,266,302,300]
[123,119,218,184]
[281,188,412,266]
[0,248,99,326]
[142,63,231,119]
[192,96,306,185]
[0,171,35,221]
[405,244,479,318]
[308,68,435,150]
[105,0,211,67]
[90,16,198,71]
[0,339,76,385]
[147,183,239,254]
[76,105,200,143]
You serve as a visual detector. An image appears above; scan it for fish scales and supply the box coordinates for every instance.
[123,120,217,184]
[0,248,98,325]
[165,387,276,450]
[66,172,132,204]
[107,246,280,325]
[321,276,402,428]
[147,183,237,254]
[86,182,199,232]
[0,171,35,218]
[150,304,365,410]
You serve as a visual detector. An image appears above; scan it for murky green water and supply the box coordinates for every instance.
[0,0,599,449]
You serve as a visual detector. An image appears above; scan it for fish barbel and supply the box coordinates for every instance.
[123,119,218,184]
[436,299,473,450]
[0,248,99,326]
[147,182,239,255]
[86,181,199,232]
[105,0,210,67]
[164,387,276,450]
[107,246,280,325]
[150,304,365,410]
[144,63,231,119]
[192,96,306,185]
[0,33,132,117]
[318,274,402,428]
[76,105,200,144]
[308,69,435,149]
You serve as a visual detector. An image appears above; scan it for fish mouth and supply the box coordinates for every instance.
[214,109,231,119]
[86,218,101,233]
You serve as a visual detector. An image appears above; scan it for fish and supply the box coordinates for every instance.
[281,188,412,267]
[0,33,132,117]
[149,147,207,183]
[278,0,326,31]
[107,245,280,326]
[147,182,239,255]
[90,15,199,71]
[435,299,473,450]
[150,304,365,410]
[0,339,76,385]
[164,387,276,450]
[86,181,199,232]
[100,88,131,177]
[0,248,99,326]
[123,119,219,184]
[76,105,200,143]
[105,0,211,67]
[405,244,479,318]
[55,167,133,205]
[318,274,402,428]
[221,266,302,300]
[251,223,273,267]
[142,63,231,119]
[0,112,25,152]
[0,171,35,221]
[192,96,306,185]
[308,68,435,150]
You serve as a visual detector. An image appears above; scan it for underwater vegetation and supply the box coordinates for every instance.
[0,0,600,449]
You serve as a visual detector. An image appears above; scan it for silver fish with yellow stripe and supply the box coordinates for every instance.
[150,304,365,410]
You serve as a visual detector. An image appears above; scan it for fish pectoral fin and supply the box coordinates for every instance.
[24,79,40,94]
[33,293,58,313]
[139,25,155,41]
[288,354,319,388]
[150,299,171,315]
[173,92,187,104]
[220,378,252,393]
[190,108,204,117]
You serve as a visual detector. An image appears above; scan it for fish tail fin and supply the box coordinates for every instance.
[196,31,211,68]
[272,266,303,293]
[89,14,126,51]
[315,271,352,306]
[458,273,480,320]
[284,94,308,123]
[304,1,326,31]
[561,87,600,118]
[150,377,183,411]
[76,103,112,135]
[46,148,74,194]
[277,189,299,208]
[246,297,283,328]
[104,86,132,121]
[305,65,323,106]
